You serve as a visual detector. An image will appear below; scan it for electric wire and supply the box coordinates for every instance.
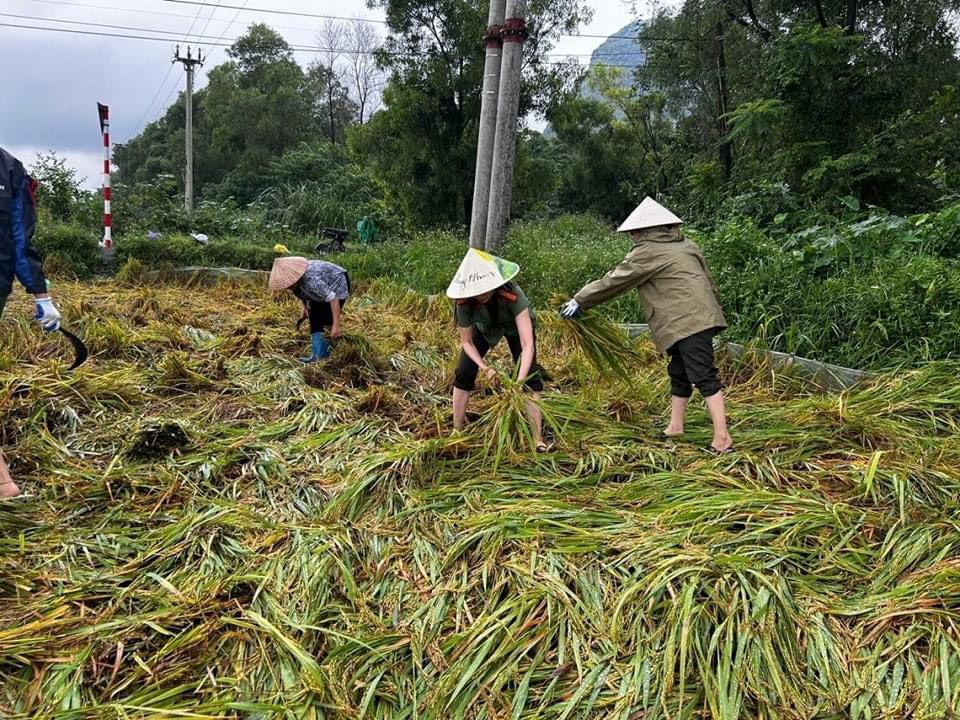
[20,0,696,42]
[129,2,206,139]
[0,14,660,58]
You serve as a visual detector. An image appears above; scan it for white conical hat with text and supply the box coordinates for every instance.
[446,248,520,299]
[617,197,683,232]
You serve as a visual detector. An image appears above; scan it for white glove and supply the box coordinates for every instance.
[560,299,581,319]
[35,298,62,333]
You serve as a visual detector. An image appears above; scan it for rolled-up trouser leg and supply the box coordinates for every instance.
[453,329,492,392]
[671,330,723,398]
[666,346,694,398]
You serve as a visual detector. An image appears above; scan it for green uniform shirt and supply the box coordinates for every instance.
[456,284,534,345]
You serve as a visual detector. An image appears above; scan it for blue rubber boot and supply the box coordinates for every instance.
[300,332,331,364]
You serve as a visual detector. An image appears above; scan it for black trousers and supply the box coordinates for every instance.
[666,329,723,398]
[307,274,350,334]
[453,327,544,392]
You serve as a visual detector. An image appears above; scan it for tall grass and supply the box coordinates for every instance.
[2,277,960,717]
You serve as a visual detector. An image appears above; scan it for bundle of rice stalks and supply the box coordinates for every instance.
[477,374,568,465]
[153,350,217,392]
[546,296,639,385]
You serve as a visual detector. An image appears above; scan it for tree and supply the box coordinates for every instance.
[544,65,679,220]
[203,26,316,201]
[315,19,355,143]
[117,24,342,205]
[632,0,960,213]
[29,151,95,223]
[305,62,358,145]
[353,0,593,227]
[347,18,385,124]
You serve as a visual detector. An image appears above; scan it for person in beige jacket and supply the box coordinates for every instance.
[560,198,734,454]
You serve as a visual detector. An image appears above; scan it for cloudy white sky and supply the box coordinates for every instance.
[0,0,656,188]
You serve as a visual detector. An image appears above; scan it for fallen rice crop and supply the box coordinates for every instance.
[2,272,960,719]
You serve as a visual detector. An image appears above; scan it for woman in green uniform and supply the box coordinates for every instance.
[447,249,548,451]
[561,198,734,454]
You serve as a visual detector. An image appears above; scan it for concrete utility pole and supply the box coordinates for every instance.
[485,0,527,253]
[173,45,204,215]
[469,0,507,250]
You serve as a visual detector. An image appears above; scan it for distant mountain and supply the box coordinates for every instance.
[540,21,647,136]
[588,20,646,80]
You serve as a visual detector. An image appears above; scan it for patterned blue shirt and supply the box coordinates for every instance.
[296,260,349,303]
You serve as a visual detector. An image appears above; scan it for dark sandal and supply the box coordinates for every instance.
[706,445,735,456]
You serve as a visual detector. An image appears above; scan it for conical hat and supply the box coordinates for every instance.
[617,197,683,232]
[446,249,520,299]
[269,256,309,291]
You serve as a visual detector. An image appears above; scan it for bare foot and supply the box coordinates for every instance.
[0,480,20,498]
[663,425,684,437]
[710,434,734,453]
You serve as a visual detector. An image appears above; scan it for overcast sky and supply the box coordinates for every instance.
[0,0,657,188]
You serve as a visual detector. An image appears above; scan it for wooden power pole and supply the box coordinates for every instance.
[173,45,204,215]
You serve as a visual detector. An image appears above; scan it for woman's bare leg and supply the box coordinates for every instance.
[527,393,545,449]
[453,388,471,431]
[705,392,733,451]
[0,452,20,498]
[665,395,689,436]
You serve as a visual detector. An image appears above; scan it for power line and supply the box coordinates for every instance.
[195,0,223,41]
[158,0,697,42]
[130,62,177,139]
[24,0,200,20]
[0,11,229,42]
[21,0,699,43]
[160,0,388,25]
[0,20,683,79]
[19,0,338,37]
[0,13,655,59]
[0,18,384,55]
[202,0,249,76]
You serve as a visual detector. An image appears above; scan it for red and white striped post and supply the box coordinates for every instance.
[97,102,112,250]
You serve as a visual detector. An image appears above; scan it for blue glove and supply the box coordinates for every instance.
[560,299,581,319]
[35,298,62,333]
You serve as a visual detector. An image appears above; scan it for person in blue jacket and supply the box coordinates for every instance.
[0,147,62,498]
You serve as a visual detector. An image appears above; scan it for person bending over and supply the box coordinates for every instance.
[270,256,351,363]
[447,249,548,452]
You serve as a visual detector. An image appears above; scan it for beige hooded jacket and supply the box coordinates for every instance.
[574,225,727,353]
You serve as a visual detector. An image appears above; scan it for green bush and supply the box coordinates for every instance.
[697,206,960,367]
[115,233,316,271]
[33,222,102,279]
[337,207,960,369]
[338,216,643,319]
